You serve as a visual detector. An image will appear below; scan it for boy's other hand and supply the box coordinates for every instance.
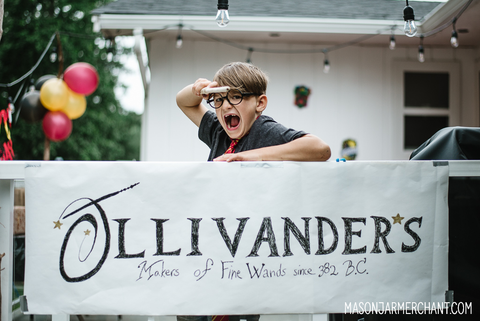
[212,134,331,162]
[213,151,261,162]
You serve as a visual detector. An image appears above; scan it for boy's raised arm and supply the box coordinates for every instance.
[176,79,217,127]
[213,134,331,162]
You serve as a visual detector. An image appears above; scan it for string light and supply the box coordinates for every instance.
[176,24,183,49]
[450,30,458,48]
[388,26,396,50]
[152,0,471,50]
[50,46,57,63]
[216,0,230,27]
[403,1,417,37]
[107,38,116,54]
[2,0,475,97]
[246,48,253,63]
[418,36,425,63]
[323,50,330,73]
[389,34,396,50]
[450,18,459,48]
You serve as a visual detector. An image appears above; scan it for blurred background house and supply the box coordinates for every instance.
[91,0,480,161]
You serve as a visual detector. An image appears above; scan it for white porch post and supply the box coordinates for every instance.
[52,314,70,321]
[0,178,14,321]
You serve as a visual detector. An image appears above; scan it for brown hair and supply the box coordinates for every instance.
[213,62,268,95]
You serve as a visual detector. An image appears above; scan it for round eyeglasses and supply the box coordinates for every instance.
[206,89,258,109]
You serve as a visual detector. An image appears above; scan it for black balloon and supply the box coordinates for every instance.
[35,74,57,91]
[19,91,48,123]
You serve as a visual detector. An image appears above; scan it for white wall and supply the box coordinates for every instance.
[141,36,479,161]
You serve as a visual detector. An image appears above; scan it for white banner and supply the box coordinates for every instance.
[24,161,448,315]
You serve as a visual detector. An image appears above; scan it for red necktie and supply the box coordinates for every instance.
[224,139,239,154]
[214,141,237,321]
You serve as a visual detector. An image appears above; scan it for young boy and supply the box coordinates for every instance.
[176,62,331,162]
[175,62,330,321]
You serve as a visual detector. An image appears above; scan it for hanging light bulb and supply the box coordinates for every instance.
[323,58,330,73]
[108,38,116,54]
[389,26,396,50]
[403,2,417,37]
[450,30,459,48]
[418,46,425,62]
[450,19,459,48]
[176,35,183,49]
[215,10,230,27]
[418,37,425,63]
[322,50,330,73]
[50,46,57,63]
[389,35,396,50]
[176,24,183,49]
[246,48,253,64]
[216,0,230,27]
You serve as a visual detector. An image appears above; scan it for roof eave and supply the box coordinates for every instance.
[92,14,408,36]
[419,0,470,33]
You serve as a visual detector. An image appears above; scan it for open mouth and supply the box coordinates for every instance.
[225,114,240,130]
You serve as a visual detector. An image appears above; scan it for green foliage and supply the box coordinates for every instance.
[0,0,141,160]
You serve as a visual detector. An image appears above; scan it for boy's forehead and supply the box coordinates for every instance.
[215,76,245,89]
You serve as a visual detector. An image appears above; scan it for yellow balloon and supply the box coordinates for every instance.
[62,88,87,119]
[39,78,69,111]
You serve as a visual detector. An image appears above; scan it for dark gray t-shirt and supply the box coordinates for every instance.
[199,110,307,161]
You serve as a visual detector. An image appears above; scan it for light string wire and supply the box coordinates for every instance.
[0,30,103,89]
[0,32,57,89]
[156,0,472,56]
[1,0,474,94]
[0,30,108,116]
[189,0,473,54]
[190,27,385,54]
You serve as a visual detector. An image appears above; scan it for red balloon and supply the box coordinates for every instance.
[42,111,73,142]
[63,62,99,95]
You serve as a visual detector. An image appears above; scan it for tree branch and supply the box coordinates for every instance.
[0,0,3,41]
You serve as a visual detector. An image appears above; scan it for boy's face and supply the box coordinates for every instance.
[215,92,267,140]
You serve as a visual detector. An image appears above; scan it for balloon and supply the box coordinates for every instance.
[63,62,99,95]
[35,74,56,91]
[63,88,86,119]
[42,111,72,142]
[19,91,48,123]
[40,78,69,111]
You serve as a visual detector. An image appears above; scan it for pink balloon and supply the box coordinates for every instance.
[42,111,73,142]
[63,62,99,95]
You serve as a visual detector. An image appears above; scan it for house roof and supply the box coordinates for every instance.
[91,0,480,47]
[91,0,441,21]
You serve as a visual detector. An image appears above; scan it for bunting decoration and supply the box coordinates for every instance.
[0,99,14,160]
